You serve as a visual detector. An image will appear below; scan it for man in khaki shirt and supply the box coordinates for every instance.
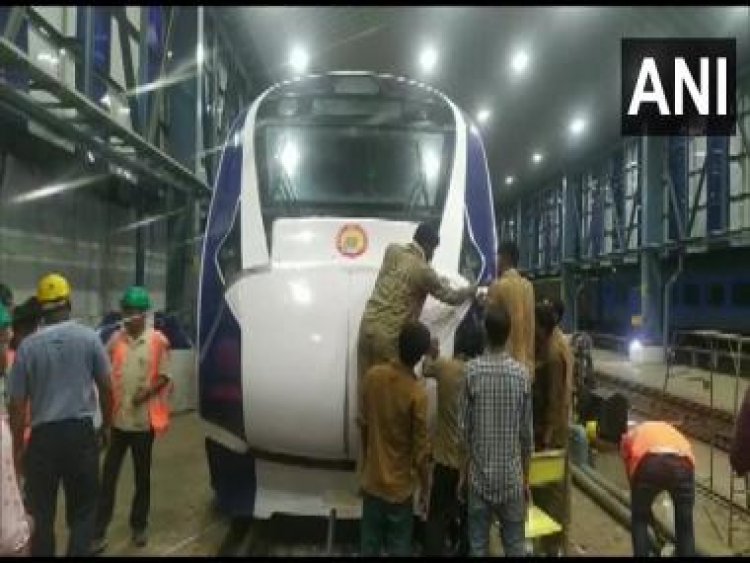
[487,241,535,378]
[533,302,574,555]
[423,324,484,557]
[358,321,433,556]
[357,222,477,384]
[93,287,171,554]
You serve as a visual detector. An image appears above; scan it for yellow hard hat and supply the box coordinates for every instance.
[36,273,71,305]
[585,420,598,443]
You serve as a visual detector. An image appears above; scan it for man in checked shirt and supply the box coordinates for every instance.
[459,304,533,557]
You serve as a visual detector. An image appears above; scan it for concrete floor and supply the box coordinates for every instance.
[45,411,728,556]
[51,412,229,556]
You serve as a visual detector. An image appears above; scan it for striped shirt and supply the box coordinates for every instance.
[459,350,533,505]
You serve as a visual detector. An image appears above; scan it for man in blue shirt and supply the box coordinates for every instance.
[7,273,113,557]
[459,304,533,557]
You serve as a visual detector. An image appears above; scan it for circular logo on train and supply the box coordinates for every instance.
[336,224,368,258]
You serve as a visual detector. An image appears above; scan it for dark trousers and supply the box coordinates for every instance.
[24,418,99,557]
[360,492,413,556]
[631,454,695,557]
[424,463,468,557]
[95,428,155,538]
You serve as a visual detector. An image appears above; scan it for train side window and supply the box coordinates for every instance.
[459,224,482,283]
[683,284,700,307]
[732,283,750,307]
[707,284,725,307]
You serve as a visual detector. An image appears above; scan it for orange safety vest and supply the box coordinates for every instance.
[109,328,172,435]
[620,421,695,480]
[4,349,32,446]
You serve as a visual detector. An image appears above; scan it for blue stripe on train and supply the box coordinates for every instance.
[199,112,247,441]
[465,125,497,284]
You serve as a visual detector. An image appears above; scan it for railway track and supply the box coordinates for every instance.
[595,370,736,451]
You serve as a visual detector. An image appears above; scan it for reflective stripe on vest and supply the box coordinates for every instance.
[110,329,171,435]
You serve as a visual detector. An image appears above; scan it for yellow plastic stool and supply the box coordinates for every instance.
[586,420,598,443]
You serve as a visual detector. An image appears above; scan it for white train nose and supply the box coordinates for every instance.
[225,265,363,460]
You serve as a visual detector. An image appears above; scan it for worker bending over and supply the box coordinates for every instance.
[487,241,535,377]
[7,273,113,557]
[92,286,172,553]
[620,421,695,557]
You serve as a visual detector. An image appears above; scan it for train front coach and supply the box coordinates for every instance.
[198,72,497,518]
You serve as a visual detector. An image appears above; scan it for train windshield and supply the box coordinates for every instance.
[255,92,456,224]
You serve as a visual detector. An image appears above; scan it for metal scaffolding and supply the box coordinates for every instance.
[0,37,208,197]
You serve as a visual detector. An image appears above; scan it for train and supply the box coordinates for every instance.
[531,246,750,340]
[197,72,497,518]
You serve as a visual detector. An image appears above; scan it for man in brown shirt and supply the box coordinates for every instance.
[357,222,477,384]
[533,302,574,555]
[423,324,484,557]
[358,321,433,557]
[486,241,535,378]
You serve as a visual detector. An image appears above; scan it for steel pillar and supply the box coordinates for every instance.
[562,174,579,332]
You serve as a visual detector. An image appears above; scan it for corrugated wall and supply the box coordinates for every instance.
[0,152,167,326]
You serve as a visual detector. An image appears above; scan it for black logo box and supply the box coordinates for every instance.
[621,38,737,137]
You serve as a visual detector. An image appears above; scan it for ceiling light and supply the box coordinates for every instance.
[419,46,438,74]
[196,43,204,65]
[532,152,543,164]
[422,148,440,182]
[569,116,586,136]
[477,108,491,124]
[289,45,309,74]
[505,176,514,186]
[511,50,529,74]
[279,141,300,176]
[100,94,111,107]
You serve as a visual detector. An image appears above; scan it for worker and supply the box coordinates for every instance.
[730,386,750,475]
[0,400,32,556]
[0,303,11,398]
[358,222,477,382]
[0,282,12,309]
[6,273,113,557]
[423,324,484,557]
[356,222,477,475]
[92,286,172,554]
[532,303,574,555]
[487,241,535,378]
[358,321,432,557]
[459,304,533,557]
[620,421,695,557]
[8,298,41,447]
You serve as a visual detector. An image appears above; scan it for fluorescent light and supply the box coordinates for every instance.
[196,43,204,65]
[511,50,529,74]
[100,94,111,107]
[118,106,130,115]
[505,176,514,186]
[11,174,108,204]
[419,46,438,74]
[167,50,173,60]
[477,108,491,124]
[423,148,440,182]
[86,151,96,163]
[532,152,543,164]
[289,45,309,74]
[629,339,642,356]
[279,141,300,176]
[569,116,586,136]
